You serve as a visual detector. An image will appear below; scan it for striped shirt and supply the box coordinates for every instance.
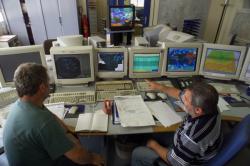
[167,111,223,166]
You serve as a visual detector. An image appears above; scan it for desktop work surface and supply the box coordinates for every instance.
[57,83,250,136]
[1,79,250,136]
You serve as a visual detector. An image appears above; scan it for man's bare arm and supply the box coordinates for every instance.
[145,79,181,99]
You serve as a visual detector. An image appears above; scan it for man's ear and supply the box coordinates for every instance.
[194,107,203,116]
[39,83,46,93]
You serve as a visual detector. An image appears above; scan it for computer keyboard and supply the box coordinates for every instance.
[209,83,240,94]
[96,90,138,101]
[49,91,96,104]
[136,80,173,91]
[95,80,134,91]
[0,87,18,107]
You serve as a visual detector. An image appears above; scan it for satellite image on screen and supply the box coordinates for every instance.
[55,57,81,78]
[167,48,198,72]
[98,52,124,72]
[204,48,241,74]
[110,7,133,27]
[133,54,160,72]
[55,54,91,79]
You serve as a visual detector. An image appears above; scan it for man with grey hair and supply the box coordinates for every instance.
[131,80,223,166]
[3,63,104,166]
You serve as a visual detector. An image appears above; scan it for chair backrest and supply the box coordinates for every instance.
[207,114,250,166]
[43,39,56,55]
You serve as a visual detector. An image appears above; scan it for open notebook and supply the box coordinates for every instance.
[75,110,108,132]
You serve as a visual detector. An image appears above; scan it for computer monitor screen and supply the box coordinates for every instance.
[98,52,124,72]
[240,49,250,84]
[200,43,246,80]
[133,53,160,72]
[0,45,46,87]
[54,54,91,79]
[95,47,128,78]
[50,46,94,85]
[109,5,135,31]
[129,47,163,78]
[162,43,202,77]
[167,48,198,72]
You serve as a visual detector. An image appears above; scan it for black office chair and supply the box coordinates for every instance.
[43,39,56,55]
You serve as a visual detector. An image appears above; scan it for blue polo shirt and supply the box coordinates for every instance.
[3,99,74,166]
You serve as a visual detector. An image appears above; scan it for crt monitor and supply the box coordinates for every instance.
[199,43,246,80]
[109,5,135,31]
[162,43,202,77]
[0,45,46,87]
[95,47,128,78]
[56,35,83,47]
[239,48,250,84]
[50,46,94,85]
[129,47,163,78]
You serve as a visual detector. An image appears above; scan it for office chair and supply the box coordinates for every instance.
[43,39,56,55]
[207,114,250,166]
[153,114,250,166]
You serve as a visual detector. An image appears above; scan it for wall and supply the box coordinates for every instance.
[157,0,211,38]
[230,9,250,43]
[96,0,107,33]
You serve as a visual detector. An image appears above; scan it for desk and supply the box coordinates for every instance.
[58,81,250,136]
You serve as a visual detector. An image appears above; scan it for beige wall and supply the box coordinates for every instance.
[204,0,244,44]
[96,0,107,32]
[77,0,87,15]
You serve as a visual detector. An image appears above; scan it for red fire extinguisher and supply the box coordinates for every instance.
[82,15,90,37]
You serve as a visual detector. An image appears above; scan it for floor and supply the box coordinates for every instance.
[79,121,250,166]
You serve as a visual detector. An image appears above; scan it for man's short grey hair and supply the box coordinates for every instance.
[187,83,219,114]
[14,63,49,97]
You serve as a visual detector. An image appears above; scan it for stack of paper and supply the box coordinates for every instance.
[114,95,155,127]
[146,101,182,127]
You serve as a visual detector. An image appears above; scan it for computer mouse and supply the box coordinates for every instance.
[157,93,168,100]
[146,92,156,100]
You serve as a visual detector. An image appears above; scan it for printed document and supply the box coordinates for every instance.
[45,102,65,119]
[114,95,155,127]
[146,101,182,127]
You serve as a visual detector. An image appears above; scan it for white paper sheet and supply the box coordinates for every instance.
[218,96,230,112]
[114,95,155,127]
[146,101,182,127]
[45,102,65,119]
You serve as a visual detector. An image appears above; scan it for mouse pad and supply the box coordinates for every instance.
[64,104,85,118]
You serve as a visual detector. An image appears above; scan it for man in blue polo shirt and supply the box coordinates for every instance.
[131,80,223,166]
[3,63,104,166]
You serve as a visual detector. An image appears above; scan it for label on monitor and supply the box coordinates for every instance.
[210,73,226,77]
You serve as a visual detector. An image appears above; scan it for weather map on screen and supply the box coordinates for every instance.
[133,54,160,72]
[54,54,91,79]
[204,49,241,74]
[110,8,133,27]
[98,52,124,72]
[167,48,198,72]
[245,63,250,78]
